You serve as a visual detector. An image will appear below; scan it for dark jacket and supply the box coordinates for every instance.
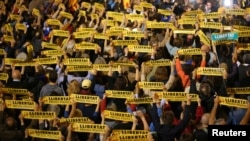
[150,104,191,141]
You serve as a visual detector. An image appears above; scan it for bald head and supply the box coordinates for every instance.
[201,113,210,127]
[12,70,21,80]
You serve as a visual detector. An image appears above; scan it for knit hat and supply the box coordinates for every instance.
[82,79,91,89]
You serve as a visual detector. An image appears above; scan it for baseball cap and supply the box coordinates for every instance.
[82,79,91,89]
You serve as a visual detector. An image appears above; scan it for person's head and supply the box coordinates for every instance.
[173,37,183,48]
[81,79,92,90]
[48,70,58,83]
[162,111,175,125]
[5,117,17,129]
[243,53,250,64]
[67,80,80,96]
[114,75,128,90]
[179,133,194,141]
[201,113,210,127]
[106,102,117,111]
[199,79,214,97]
[206,1,212,10]
[12,70,21,80]
[154,66,169,82]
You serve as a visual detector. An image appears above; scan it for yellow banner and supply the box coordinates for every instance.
[146,21,172,29]
[174,30,196,34]
[238,31,250,37]
[0,73,8,81]
[110,27,126,31]
[227,87,250,94]
[60,11,73,19]
[15,23,26,30]
[34,57,57,64]
[0,49,5,55]
[110,134,149,141]
[112,40,139,46]
[81,2,91,9]
[75,42,98,50]
[127,45,152,53]
[197,30,211,46]
[126,14,144,21]
[42,50,63,56]
[126,97,153,104]
[3,35,14,42]
[102,19,116,27]
[225,9,245,15]
[178,18,197,25]
[94,33,109,40]
[196,67,224,76]
[70,94,99,104]
[198,12,221,20]
[139,2,153,8]
[91,13,99,19]
[138,82,164,90]
[41,42,60,50]
[5,100,35,110]
[107,11,123,19]
[123,31,144,38]
[177,48,202,55]
[104,110,134,122]
[72,123,106,133]
[93,64,119,71]
[52,30,69,37]
[46,19,62,26]
[79,10,86,17]
[20,96,31,101]
[77,28,96,32]
[60,117,92,123]
[28,129,61,140]
[1,88,30,95]
[14,62,36,67]
[112,130,149,135]
[233,25,250,31]
[42,96,71,105]
[94,2,105,11]
[184,10,203,16]
[63,58,90,65]
[32,8,40,16]
[134,5,143,11]
[4,58,23,65]
[238,43,250,50]
[73,31,94,39]
[22,111,56,119]
[105,90,134,99]
[212,39,238,45]
[145,59,171,66]
[199,22,222,29]
[5,24,13,32]
[157,92,198,101]
[113,61,135,66]
[67,65,93,72]
[9,14,22,21]
[219,96,248,108]
[107,30,123,36]
[158,9,173,16]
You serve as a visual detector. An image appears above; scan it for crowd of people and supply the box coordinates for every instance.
[0,0,250,141]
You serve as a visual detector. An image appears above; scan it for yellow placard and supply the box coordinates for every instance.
[32,8,40,16]
[94,2,105,11]
[157,92,198,101]
[237,43,250,50]
[227,87,250,94]
[4,58,23,65]
[113,61,135,66]
[3,35,14,42]
[107,30,123,36]
[158,9,173,16]
[93,64,119,71]
[178,18,197,25]
[15,23,26,30]
[196,67,224,76]
[60,11,73,19]
[104,110,134,122]
[184,10,203,16]
[134,5,143,11]
[73,31,95,39]
[0,73,8,81]
[42,50,63,56]
[177,48,202,55]
[126,14,144,21]
[225,9,245,15]
[110,27,126,31]
[110,134,149,141]
[127,45,152,53]
[107,11,123,19]
[219,96,248,108]
[72,123,106,133]
[138,82,164,90]
[198,12,221,20]
[22,111,56,119]
[139,2,153,9]
[5,100,35,110]
[63,58,90,65]
[42,96,71,105]
[197,30,211,46]
[238,31,250,37]
[67,65,93,72]
[52,30,69,37]
[75,42,98,50]
[102,19,115,27]
[123,31,144,38]
[14,62,36,67]
[60,117,92,123]
[174,30,196,34]
[105,90,134,99]
[28,129,61,140]
[81,2,91,9]
[5,24,13,32]
[199,22,222,29]
[0,49,5,55]
[79,10,86,17]
[94,33,109,40]
[34,57,58,64]
[91,13,99,19]
[212,39,238,45]
[146,21,169,29]
[46,19,62,26]
[233,25,250,31]
[145,59,171,66]
[41,42,61,50]
[112,40,139,46]
[70,94,99,104]
[126,97,153,104]
[9,14,22,21]
[1,88,30,95]
[112,130,149,135]
[77,28,96,32]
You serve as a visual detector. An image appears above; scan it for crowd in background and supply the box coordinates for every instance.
[0,0,250,141]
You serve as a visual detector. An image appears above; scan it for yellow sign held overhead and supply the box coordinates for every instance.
[219,96,248,108]
[60,11,73,19]
[227,87,250,94]
[0,73,8,81]
[93,64,119,71]
[157,92,198,101]
[138,82,164,90]
[28,129,61,140]
[63,58,90,65]
[1,88,30,95]
[145,59,171,66]
[42,50,63,56]
[75,42,98,50]
[42,96,71,105]
[22,111,56,119]
[72,123,106,133]
[70,94,99,104]
[34,57,58,64]
[104,110,134,122]
[41,42,61,50]
[127,45,152,53]
[5,100,35,110]
[52,30,69,37]
[158,9,173,16]
[60,117,92,123]
[126,97,153,104]
[196,67,224,76]
[67,65,93,72]
[177,48,202,55]
[105,90,134,99]
[112,40,139,46]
